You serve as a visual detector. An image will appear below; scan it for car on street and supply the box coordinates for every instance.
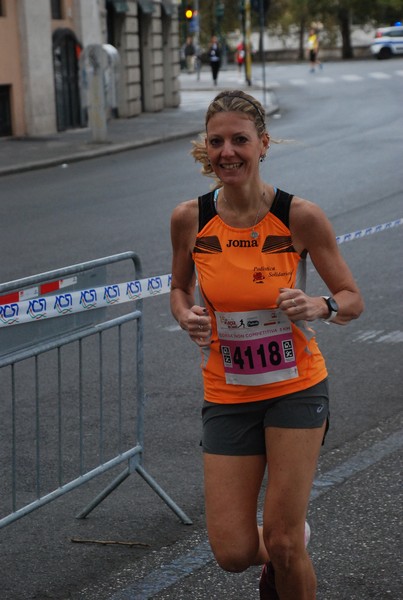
[370,24,403,59]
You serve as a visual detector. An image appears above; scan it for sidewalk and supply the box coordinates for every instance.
[0,67,278,177]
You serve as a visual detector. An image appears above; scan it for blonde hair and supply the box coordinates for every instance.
[191,90,268,184]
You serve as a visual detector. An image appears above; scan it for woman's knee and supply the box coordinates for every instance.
[211,542,256,573]
[264,529,302,569]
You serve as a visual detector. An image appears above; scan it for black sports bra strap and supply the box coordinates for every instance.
[198,188,294,232]
[270,188,294,229]
[198,191,217,232]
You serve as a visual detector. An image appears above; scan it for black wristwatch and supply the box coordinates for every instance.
[322,296,338,323]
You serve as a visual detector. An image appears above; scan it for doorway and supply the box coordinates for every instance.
[52,28,83,131]
[0,85,12,137]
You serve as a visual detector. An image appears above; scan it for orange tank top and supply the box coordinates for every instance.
[193,188,328,404]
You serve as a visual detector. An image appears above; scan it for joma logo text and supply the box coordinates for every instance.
[226,239,258,248]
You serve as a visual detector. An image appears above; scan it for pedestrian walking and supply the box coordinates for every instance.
[235,41,245,73]
[208,35,221,85]
[170,90,364,599]
[184,36,196,74]
[307,28,322,72]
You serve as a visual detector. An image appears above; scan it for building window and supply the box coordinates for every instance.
[0,86,12,137]
[51,0,63,19]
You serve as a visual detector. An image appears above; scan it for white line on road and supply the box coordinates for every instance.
[340,74,364,82]
[352,329,403,344]
[315,77,336,84]
[368,72,392,79]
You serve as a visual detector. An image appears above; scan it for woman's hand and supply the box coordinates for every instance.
[276,288,327,322]
[181,305,212,346]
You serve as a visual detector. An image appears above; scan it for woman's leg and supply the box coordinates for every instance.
[203,453,268,572]
[263,423,326,600]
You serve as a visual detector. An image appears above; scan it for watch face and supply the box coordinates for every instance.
[328,297,338,312]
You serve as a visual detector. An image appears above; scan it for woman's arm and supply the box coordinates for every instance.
[170,200,212,345]
[277,198,364,325]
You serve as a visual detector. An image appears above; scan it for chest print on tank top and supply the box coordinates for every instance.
[252,265,294,285]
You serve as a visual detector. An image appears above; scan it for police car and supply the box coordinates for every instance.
[370,24,403,59]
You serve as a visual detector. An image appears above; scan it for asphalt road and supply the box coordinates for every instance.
[0,59,402,599]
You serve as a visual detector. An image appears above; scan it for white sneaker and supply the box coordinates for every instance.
[304,521,311,547]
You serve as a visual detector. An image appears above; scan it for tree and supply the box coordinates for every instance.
[192,0,403,60]
[268,0,403,59]
[334,0,403,58]
[337,1,353,58]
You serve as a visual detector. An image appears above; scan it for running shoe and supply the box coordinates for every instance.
[304,520,311,547]
[259,561,279,600]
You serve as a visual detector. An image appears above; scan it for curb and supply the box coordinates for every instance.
[0,90,279,177]
[0,128,204,177]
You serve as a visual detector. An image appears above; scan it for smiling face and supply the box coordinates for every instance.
[206,112,268,185]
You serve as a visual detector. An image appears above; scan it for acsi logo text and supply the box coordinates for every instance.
[27,298,47,320]
[80,289,97,309]
[104,285,120,304]
[54,293,73,314]
[0,303,19,324]
[147,277,163,295]
[126,280,142,299]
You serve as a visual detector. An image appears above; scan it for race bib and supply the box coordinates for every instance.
[215,309,299,386]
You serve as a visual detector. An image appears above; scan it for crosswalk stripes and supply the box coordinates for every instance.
[243,70,400,88]
[289,78,308,86]
[340,74,364,81]
[179,69,402,111]
[368,72,392,79]
[314,76,336,83]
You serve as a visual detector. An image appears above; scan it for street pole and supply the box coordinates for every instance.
[193,0,200,80]
[244,0,252,85]
[193,0,199,48]
[258,0,267,107]
[215,1,226,70]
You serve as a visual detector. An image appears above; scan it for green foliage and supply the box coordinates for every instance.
[190,0,402,53]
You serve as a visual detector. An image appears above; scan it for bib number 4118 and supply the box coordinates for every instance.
[232,341,284,370]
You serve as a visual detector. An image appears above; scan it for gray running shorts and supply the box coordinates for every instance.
[201,378,329,456]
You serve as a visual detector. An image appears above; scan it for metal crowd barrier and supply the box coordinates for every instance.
[0,252,191,530]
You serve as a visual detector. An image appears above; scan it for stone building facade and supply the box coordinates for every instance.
[0,0,180,137]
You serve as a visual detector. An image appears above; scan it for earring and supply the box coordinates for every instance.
[259,154,267,163]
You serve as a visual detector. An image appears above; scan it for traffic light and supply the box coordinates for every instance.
[184,4,199,34]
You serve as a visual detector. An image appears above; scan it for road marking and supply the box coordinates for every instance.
[340,74,364,82]
[352,329,403,344]
[311,430,403,499]
[164,324,181,332]
[368,71,391,79]
[289,78,308,86]
[315,77,336,84]
[395,70,403,77]
[368,72,391,79]
[109,429,403,599]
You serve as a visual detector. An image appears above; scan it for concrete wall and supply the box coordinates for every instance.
[73,0,103,46]
[1,0,181,137]
[19,0,57,135]
[100,0,180,118]
[0,0,25,135]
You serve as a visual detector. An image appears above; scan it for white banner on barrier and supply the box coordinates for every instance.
[0,275,172,328]
[335,218,402,245]
[0,218,401,328]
